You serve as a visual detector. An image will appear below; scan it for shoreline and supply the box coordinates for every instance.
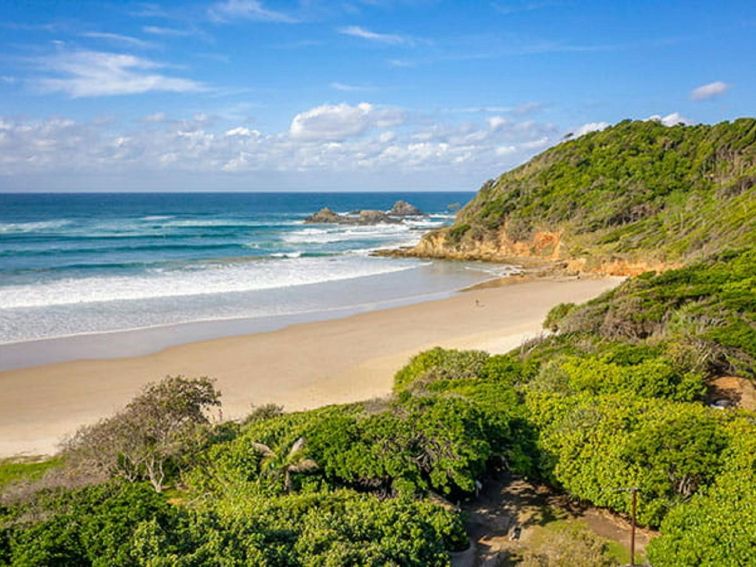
[0,258,520,367]
[0,288,460,372]
[0,276,622,458]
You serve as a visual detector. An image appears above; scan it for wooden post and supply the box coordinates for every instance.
[630,488,637,567]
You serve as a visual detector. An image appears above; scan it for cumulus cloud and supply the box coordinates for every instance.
[690,81,729,101]
[338,26,408,45]
[33,49,206,97]
[487,116,510,130]
[572,121,609,137]
[208,0,298,23]
[0,106,561,189]
[225,126,260,137]
[647,112,690,126]
[289,102,403,141]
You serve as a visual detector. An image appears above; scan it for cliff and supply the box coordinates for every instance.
[401,118,756,275]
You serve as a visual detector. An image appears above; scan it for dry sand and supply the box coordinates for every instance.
[0,276,621,458]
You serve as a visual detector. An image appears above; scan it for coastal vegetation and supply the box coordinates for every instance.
[1,120,754,565]
[405,119,756,273]
[1,249,753,565]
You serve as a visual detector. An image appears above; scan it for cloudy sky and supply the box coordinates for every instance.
[0,0,753,192]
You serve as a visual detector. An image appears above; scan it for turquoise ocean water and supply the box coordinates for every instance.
[0,192,515,351]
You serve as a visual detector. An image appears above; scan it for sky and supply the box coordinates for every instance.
[0,0,753,192]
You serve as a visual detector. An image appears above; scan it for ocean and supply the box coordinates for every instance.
[0,192,516,360]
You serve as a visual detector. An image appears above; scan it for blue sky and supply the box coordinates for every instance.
[0,0,753,191]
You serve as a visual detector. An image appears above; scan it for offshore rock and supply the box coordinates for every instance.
[304,207,400,225]
[389,200,423,216]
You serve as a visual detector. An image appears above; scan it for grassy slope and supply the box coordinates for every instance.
[417,118,755,272]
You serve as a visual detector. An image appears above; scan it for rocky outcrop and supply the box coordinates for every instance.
[304,207,400,225]
[390,224,679,277]
[304,208,342,223]
[358,210,399,224]
[389,200,423,216]
[404,226,563,262]
[304,201,424,225]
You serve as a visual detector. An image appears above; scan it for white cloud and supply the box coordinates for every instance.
[289,102,403,141]
[690,81,729,101]
[511,101,543,115]
[225,126,260,137]
[330,82,373,92]
[209,0,298,23]
[142,26,193,37]
[572,121,609,137]
[81,32,155,49]
[646,112,690,126]
[0,108,561,189]
[338,25,408,45]
[379,131,396,143]
[487,116,509,130]
[519,136,550,150]
[33,49,206,98]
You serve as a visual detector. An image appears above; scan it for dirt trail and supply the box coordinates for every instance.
[451,474,655,566]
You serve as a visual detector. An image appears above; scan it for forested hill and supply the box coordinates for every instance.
[407,118,755,275]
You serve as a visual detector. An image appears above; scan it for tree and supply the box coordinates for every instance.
[62,376,221,492]
[646,417,756,566]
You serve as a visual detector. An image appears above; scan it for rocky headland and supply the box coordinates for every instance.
[385,119,755,277]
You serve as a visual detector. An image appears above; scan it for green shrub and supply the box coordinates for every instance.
[393,348,489,393]
[646,417,756,566]
[134,491,466,566]
[543,302,577,332]
[4,481,178,567]
[525,393,732,526]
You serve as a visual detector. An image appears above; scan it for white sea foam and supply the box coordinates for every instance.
[269,251,303,258]
[0,256,423,309]
[0,220,71,233]
[140,215,174,221]
[164,219,302,228]
[464,264,523,277]
[282,223,416,245]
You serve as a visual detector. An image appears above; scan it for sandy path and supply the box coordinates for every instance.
[0,277,620,457]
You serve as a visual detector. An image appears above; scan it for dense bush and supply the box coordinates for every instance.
[128,491,465,566]
[556,248,756,376]
[434,118,756,266]
[543,302,577,332]
[393,347,490,392]
[531,353,706,401]
[646,417,756,566]
[0,482,466,566]
[2,481,178,566]
[2,248,754,565]
[525,393,733,526]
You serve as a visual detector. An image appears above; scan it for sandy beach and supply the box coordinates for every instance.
[0,276,621,458]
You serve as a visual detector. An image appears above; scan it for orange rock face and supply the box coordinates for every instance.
[401,226,679,277]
